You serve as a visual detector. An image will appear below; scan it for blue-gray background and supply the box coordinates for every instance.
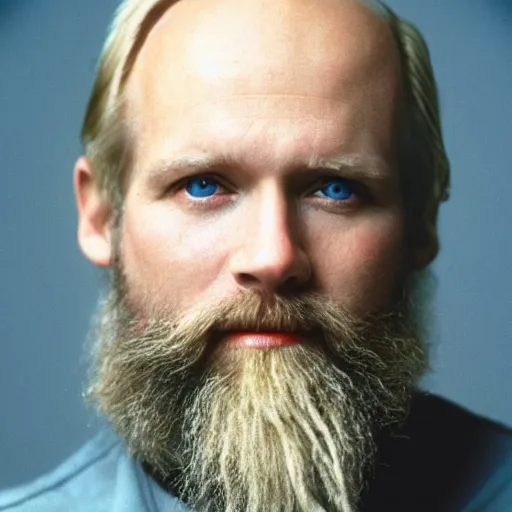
[1,0,511,488]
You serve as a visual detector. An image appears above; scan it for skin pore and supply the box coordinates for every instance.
[75,0,433,510]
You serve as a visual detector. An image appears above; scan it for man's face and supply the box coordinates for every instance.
[79,0,428,510]
[118,0,406,321]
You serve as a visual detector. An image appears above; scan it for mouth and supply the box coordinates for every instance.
[222,331,305,349]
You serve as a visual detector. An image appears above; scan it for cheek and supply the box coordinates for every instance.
[309,213,405,312]
[119,203,230,310]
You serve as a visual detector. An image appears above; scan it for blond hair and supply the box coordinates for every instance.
[81,0,450,249]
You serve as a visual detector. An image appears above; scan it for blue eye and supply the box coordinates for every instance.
[185,177,219,198]
[316,178,354,201]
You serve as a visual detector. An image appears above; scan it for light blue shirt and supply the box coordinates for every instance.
[0,431,188,512]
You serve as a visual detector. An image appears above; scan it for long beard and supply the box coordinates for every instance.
[86,269,428,512]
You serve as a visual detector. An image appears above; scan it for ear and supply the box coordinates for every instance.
[74,156,113,267]
[408,219,439,271]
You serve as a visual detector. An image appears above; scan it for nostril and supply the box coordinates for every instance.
[237,273,260,285]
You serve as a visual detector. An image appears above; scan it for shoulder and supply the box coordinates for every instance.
[408,393,512,470]
[415,394,512,511]
[0,431,122,512]
[464,455,512,512]
[367,393,512,512]
[415,393,512,509]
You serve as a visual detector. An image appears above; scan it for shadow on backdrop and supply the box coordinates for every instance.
[491,0,512,19]
[477,0,512,29]
[0,0,33,27]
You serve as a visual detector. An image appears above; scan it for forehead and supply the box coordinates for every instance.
[125,0,401,110]
[122,0,402,174]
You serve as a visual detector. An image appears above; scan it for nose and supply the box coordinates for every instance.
[229,189,312,296]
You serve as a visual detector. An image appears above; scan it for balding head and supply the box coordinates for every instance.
[128,0,400,102]
[125,0,402,184]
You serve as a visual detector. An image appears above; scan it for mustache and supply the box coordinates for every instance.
[208,292,333,332]
[123,289,364,346]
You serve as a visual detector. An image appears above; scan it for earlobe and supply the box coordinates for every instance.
[74,156,113,267]
[409,223,439,271]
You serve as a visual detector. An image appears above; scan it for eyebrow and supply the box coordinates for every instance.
[145,152,391,186]
[146,153,229,186]
[306,154,392,180]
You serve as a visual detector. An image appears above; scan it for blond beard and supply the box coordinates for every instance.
[86,266,428,512]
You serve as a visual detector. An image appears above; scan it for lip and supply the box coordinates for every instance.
[224,331,303,349]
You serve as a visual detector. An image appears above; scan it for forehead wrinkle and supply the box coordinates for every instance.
[185,94,352,120]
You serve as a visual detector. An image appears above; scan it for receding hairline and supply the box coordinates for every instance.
[82,0,396,152]
[117,0,393,97]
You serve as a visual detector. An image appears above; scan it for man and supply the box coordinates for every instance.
[1,0,511,510]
